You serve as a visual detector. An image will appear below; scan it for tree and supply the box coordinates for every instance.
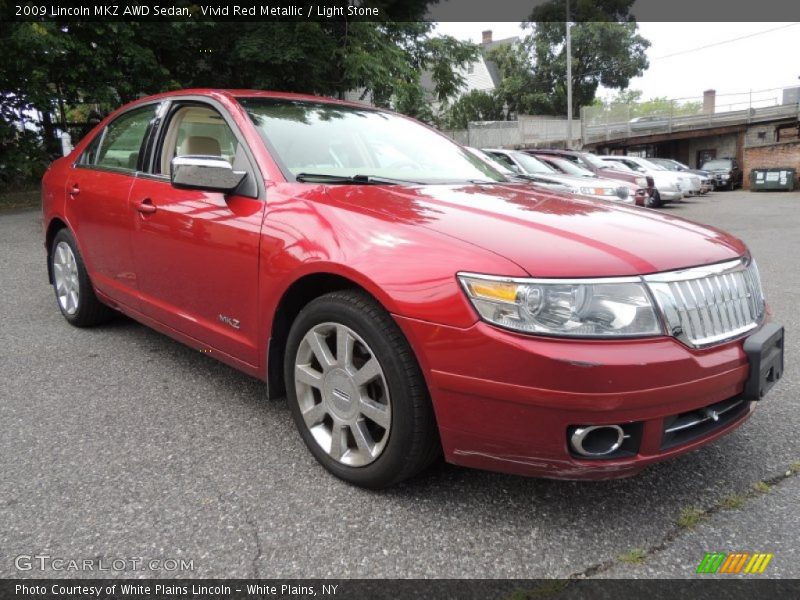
[524,0,650,116]
[0,12,477,183]
[595,89,703,117]
[443,90,504,130]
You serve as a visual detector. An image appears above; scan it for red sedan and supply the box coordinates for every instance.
[41,90,784,488]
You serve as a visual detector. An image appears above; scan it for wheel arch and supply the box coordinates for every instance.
[45,217,69,283]
[267,271,394,400]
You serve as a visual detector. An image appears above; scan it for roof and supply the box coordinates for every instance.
[418,35,519,97]
[119,89,377,113]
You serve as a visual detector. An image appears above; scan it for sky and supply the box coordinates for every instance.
[434,22,800,109]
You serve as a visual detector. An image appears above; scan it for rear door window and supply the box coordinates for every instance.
[81,104,158,172]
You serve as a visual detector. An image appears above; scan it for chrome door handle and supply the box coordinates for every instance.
[135,199,157,214]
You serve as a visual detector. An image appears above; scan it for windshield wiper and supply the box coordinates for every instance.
[295,173,422,185]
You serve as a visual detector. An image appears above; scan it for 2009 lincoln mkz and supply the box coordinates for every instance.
[41,90,785,488]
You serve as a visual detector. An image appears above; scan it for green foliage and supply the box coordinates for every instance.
[618,548,647,564]
[677,507,706,529]
[0,14,477,183]
[594,89,703,118]
[443,90,505,130]
[524,0,650,116]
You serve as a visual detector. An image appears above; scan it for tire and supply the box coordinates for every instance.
[50,229,114,327]
[648,190,662,208]
[284,290,440,488]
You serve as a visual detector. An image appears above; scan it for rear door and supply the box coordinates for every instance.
[65,102,162,309]
[127,100,265,366]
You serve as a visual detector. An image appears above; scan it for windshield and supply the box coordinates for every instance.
[639,159,667,171]
[581,153,607,168]
[650,158,678,170]
[465,148,517,176]
[602,159,635,173]
[542,156,595,177]
[508,152,557,175]
[239,98,506,184]
[702,159,732,170]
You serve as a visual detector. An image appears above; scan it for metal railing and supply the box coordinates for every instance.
[581,98,800,146]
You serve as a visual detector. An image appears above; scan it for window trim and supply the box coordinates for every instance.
[141,96,264,201]
[74,101,164,176]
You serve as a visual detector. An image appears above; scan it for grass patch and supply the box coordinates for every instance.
[0,188,39,211]
[721,494,747,510]
[677,507,706,529]
[788,462,800,475]
[618,548,647,564]
[752,481,771,494]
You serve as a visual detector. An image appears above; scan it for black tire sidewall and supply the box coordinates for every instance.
[652,190,662,208]
[51,229,103,326]
[284,293,428,488]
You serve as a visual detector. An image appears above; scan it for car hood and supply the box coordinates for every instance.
[322,183,747,277]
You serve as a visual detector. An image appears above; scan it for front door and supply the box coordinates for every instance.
[128,102,264,366]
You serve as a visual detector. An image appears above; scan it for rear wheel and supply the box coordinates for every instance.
[285,290,439,488]
[51,229,114,327]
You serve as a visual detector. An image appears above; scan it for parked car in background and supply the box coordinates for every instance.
[701,157,743,190]
[629,115,670,131]
[598,156,687,207]
[464,147,571,195]
[41,89,783,488]
[483,148,634,204]
[649,158,713,195]
[528,152,645,207]
[526,149,656,207]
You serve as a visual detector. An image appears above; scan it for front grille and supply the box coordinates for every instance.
[644,259,765,348]
[661,396,749,450]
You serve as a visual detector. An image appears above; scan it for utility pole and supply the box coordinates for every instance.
[565,0,573,149]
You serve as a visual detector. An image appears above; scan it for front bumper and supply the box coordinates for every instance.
[659,189,684,202]
[397,316,776,480]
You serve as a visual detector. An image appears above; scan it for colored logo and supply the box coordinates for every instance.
[696,552,773,574]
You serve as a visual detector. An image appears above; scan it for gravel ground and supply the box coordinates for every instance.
[0,190,797,579]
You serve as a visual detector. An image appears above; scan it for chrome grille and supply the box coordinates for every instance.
[644,259,765,348]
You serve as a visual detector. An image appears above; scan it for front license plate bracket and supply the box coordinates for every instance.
[742,323,784,400]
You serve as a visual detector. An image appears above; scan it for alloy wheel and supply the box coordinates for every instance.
[53,241,80,315]
[294,322,391,467]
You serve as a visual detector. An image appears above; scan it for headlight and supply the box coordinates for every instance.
[721,174,730,179]
[578,186,616,196]
[635,177,648,188]
[458,274,663,337]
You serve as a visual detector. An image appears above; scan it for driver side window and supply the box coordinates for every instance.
[157,105,240,175]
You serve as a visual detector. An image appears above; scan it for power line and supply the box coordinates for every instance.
[651,23,800,61]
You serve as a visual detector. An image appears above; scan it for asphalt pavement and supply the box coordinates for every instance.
[1,189,798,579]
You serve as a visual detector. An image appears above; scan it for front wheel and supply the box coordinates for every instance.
[50,229,114,327]
[647,190,662,208]
[284,290,439,488]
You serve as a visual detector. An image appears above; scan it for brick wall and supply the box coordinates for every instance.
[743,141,800,188]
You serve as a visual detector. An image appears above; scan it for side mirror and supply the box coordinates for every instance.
[170,155,246,193]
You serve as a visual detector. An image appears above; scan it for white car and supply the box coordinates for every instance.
[464,148,572,195]
[649,158,713,195]
[483,149,634,204]
[598,156,688,206]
